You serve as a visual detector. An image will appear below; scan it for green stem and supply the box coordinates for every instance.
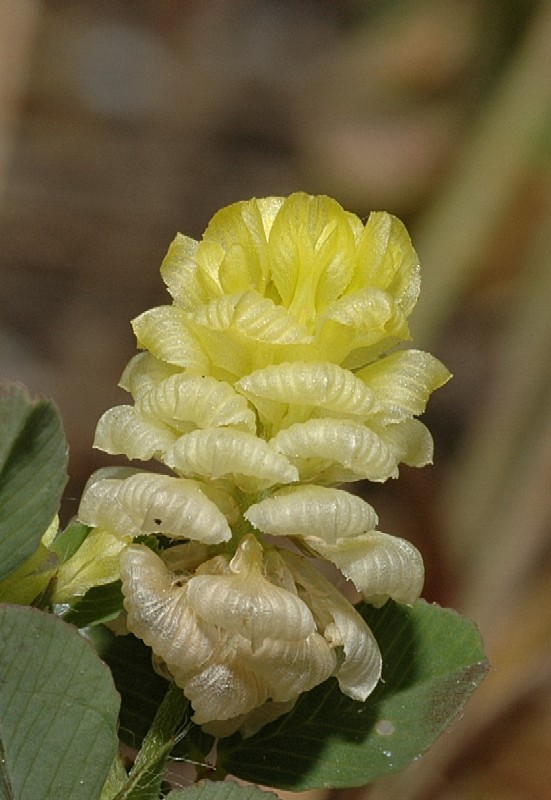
[112,682,190,800]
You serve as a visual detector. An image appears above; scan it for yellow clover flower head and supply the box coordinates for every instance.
[77,192,450,735]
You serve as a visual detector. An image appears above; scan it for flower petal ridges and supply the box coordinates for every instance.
[76,191,450,733]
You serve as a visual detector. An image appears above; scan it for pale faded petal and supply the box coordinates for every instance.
[138,373,256,433]
[327,608,382,701]
[245,631,336,702]
[306,531,424,606]
[246,485,378,544]
[184,660,267,724]
[132,306,209,371]
[237,361,378,420]
[186,536,315,645]
[356,349,451,423]
[166,428,298,490]
[205,699,296,739]
[271,418,399,482]
[120,544,216,674]
[93,405,177,460]
[282,551,382,701]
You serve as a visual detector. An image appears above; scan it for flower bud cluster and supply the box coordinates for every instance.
[75,193,450,734]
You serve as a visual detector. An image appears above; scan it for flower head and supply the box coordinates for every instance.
[77,192,450,734]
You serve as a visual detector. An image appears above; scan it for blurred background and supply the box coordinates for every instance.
[1,1,550,798]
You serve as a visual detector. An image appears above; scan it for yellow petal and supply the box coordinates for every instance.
[246,485,378,544]
[268,193,356,328]
[306,531,425,606]
[166,428,298,490]
[354,211,420,319]
[316,288,410,367]
[132,306,209,371]
[160,233,223,310]
[204,198,278,296]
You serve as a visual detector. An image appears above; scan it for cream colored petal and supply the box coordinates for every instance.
[186,535,315,645]
[327,608,382,701]
[245,631,336,702]
[79,470,231,543]
[237,361,377,419]
[54,527,130,602]
[166,428,298,490]
[78,471,142,536]
[185,659,267,724]
[112,472,232,543]
[245,485,378,544]
[138,373,256,433]
[356,349,451,423]
[131,306,209,371]
[306,531,424,606]
[120,544,216,674]
[380,418,434,468]
[281,551,382,702]
[271,418,399,482]
[93,405,177,460]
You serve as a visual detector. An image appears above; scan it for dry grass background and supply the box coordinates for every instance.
[1,1,550,798]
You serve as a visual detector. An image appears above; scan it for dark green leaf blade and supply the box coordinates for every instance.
[0,384,68,580]
[217,600,488,791]
[166,781,278,800]
[62,581,125,628]
[0,604,120,800]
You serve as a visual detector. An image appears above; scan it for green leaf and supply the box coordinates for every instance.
[0,384,68,581]
[50,521,92,563]
[166,781,278,800]
[62,581,125,628]
[97,628,173,751]
[217,600,488,790]
[0,604,120,800]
